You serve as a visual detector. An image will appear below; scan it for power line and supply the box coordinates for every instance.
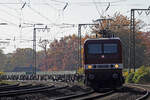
[27,6,54,23]
[49,0,67,4]
[92,0,102,17]
[0,6,42,28]
[1,4,20,13]
[0,7,20,20]
[44,3,59,11]
[0,17,18,26]
[101,2,111,16]
[68,0,126,5]
[0,4,39,25]
[0,0,126,5]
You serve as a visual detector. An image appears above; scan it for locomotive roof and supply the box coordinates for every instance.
[84,37,121,42]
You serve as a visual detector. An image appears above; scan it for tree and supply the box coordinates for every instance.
[92,13,147,68]
[38,39,49,70]
[44,34,79,71]
[138,32,150,66]
[10,48,34,69]
[0,49,7,71]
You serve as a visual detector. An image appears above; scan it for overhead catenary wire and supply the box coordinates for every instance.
[0,17,18,26]
[19,0,54,24]
[27,5,54,23]
[1,4,20,14]
[92,0,102,17]
[0,6,20,20]
[0,5,40,27]
[0,0,127,6]
[0,0,146,8]
[44,3,59,11]
[101,2,111,17]
[49,0,67,4]
[0,4,42,26]
[0,1,145,7]
[50,0,126,5]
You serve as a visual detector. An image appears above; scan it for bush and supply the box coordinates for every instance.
[137,66,148,74]
[135,72,150,83]
[133,66,150,83]
[123,71,128,79]
[125,72,135,83]
[125,66,150,84]
[132,71,140,83]
[77,67,84,74]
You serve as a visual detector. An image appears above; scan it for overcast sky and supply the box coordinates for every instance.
[0,0,150,53]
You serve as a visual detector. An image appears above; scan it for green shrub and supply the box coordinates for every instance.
[132,66,150,83]
[125,72,135,83]
[124,66,150,84]
[137,66,148,74]
[124,66,150,83]
[135,72,150,83]
[132,71,139,83]
[123,71,129,79]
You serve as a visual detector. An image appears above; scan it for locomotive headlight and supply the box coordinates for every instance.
[115,64,119,68]
[88,65,93,69]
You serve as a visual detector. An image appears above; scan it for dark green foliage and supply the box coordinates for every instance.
[125,72,135,83]
[135,72,150,84]
[125,66,150,84]
[132,72,139,83]
[0,48,34,71]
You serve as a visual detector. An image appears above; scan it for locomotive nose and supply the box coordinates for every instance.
[89,74,95,80]
[112,73,118,79]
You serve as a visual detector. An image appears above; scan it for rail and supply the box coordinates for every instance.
[0,85,55,97]
[54,89,115,100]
[126,84,149,100]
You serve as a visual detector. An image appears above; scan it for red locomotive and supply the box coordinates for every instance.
[84,37,124,90]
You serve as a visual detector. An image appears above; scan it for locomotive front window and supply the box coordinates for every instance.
[104,43,118,53]
[88,44,102,54]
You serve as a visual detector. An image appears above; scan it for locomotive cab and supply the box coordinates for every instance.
[84,37,124,89]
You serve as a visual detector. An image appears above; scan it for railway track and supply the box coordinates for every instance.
[0,83,68,97]
[53,88,115,100]
[54,89,94,100]
[0,82,149,100]
[0,85,54,97]
[52,84,149,100]
[0,83,19,90]
[0,84,39,92]
[127,84,149,100]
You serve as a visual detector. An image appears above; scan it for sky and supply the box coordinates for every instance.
[0,0,150,54]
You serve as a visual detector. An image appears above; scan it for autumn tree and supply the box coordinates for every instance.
[9,48,34,69]
[138,31,150,66]
[43,34,79,71]
[0,49,7,71]
[38,39,49,70]
[92,13,147,68]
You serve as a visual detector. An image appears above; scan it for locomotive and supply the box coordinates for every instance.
[83,36,124,90]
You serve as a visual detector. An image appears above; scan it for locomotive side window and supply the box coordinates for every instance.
[104,43,118,53]
[88,44,102,54]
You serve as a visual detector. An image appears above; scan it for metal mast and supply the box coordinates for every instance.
[130,9,150,72]
[33,26,50,75]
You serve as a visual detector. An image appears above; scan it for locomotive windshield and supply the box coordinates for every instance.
[87,43,118,54]
[88,44,102,54]
[104,43,118,53]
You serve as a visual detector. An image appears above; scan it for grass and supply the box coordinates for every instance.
[0,80,18,85]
